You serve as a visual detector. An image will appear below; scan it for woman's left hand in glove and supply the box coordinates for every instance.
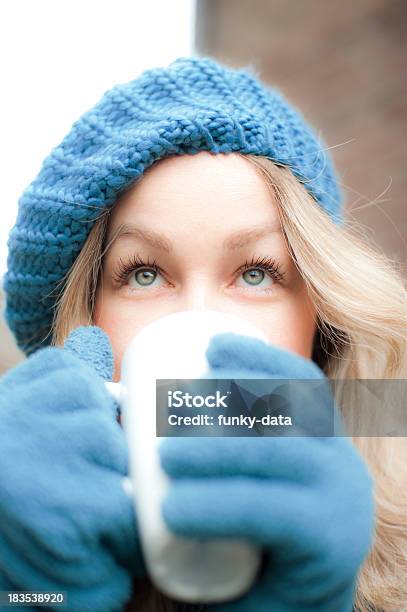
[159,333,375,612]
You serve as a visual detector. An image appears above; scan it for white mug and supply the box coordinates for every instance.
[105,310,265,603]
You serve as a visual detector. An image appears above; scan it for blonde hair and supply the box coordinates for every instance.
[51,154,407,612]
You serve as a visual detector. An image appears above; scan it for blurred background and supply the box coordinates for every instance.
[1,0,406,373]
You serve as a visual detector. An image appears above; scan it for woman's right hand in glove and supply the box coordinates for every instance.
[0,326,145,612]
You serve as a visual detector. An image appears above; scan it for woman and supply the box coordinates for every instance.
[2,56,406,611]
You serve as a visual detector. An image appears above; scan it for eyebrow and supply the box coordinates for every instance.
[106,221,281,254]
[224,222,282,250]
[107,223,173,253]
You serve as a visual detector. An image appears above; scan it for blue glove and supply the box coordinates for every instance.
[0,326,145,612]
[159,333,375,612]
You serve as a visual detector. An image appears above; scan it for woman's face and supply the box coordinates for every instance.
[94,152,317,381]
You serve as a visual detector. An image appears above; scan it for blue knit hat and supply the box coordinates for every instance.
[4,55,344,356]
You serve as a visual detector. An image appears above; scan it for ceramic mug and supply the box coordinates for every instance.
[105,310,265,603]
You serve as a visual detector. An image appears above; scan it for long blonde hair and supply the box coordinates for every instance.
[51,153,407,612]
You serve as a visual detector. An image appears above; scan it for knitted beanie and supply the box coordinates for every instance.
[4,55,344,356]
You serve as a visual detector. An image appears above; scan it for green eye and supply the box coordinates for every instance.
[134,268,157,286]
[242,269,265,285]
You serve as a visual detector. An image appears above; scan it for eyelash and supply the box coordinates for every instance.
[112,255,164,286]
[235,255,286,283]
[112,254,286,288]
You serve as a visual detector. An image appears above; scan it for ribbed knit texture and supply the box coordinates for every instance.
[4,55,344,356]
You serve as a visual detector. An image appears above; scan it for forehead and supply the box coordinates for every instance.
[107,151,280,235]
